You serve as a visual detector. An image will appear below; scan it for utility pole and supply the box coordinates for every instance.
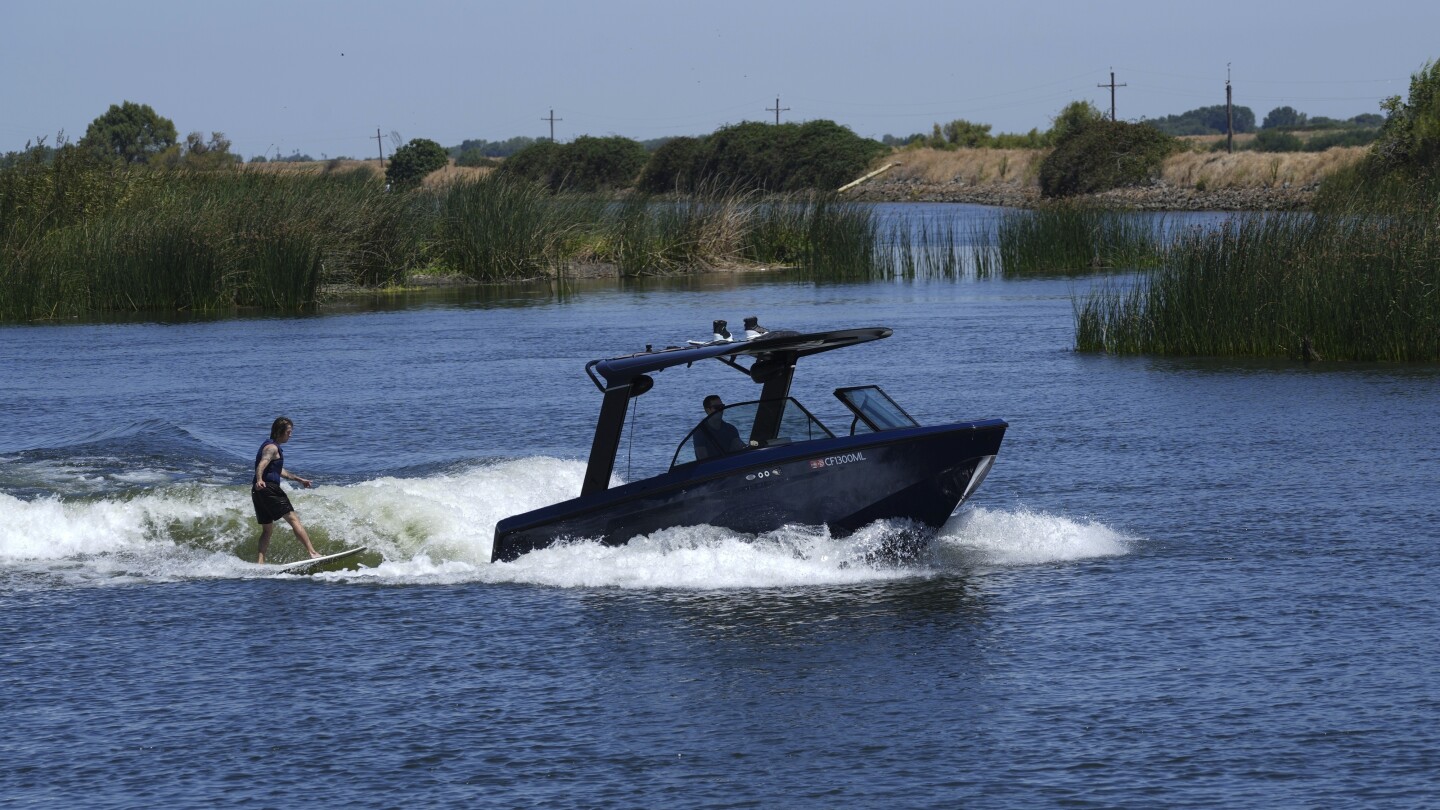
[766,96,790,125]
[1097,69,1127,121]
[542,109,563,142]
[1225,63,1234,154]
[374,128,385,168]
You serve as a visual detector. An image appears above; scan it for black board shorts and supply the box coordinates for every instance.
[252,484,295,524]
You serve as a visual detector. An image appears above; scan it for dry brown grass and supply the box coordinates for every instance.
[878,146,1365,191]
[421,162,493,187]
[885,147,1045,186]
[1162,147,1365,189]
[241,159,492,187]
[1177,133,1258,150]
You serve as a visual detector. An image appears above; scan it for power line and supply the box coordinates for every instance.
[766,96,790,125]
[542,109,563,142]
[1098,69,1127,121]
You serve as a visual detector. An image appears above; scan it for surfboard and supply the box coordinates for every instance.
[273,547,366,575]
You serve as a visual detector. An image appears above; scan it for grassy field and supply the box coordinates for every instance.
[244,158,493,188]
[881,145,1366,191]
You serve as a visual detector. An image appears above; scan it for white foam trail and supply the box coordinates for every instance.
[1,457,1135,589]
[0,487,240,561]
[934,506,1132,568]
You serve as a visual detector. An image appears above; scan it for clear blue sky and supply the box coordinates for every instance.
[3,0,1436,159]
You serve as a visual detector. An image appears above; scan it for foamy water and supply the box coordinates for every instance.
[0,457,1131,590]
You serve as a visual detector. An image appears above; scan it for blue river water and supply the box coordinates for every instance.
[2,204,1438,807]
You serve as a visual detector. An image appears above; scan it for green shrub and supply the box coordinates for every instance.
[549,136,647,192]
[1038,119,1176,197]
[499,140,562,188]
[386,138,450,189]
[500,136,646,192]
[686,120,886,192]
[1317,58,1440,208]
[636,136,705,193]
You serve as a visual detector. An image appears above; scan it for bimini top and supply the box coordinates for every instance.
[587,327,892,389]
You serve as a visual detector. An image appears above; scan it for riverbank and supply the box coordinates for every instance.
[844,145,1366,210]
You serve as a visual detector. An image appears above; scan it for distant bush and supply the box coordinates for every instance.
[1038,118,1176,197]
[554,136,648,191]
[455,149,499,168]
[499,141,560,187]
[1253,129,1304,152]
[990,129,1050,149]
[386,138,450,189]
[510,122,885,194]
[1262,106,1307,130]
[1149,104,1256,136]
[450,136,539,159]
[80,101,178,165]
[941,119,994,148]
[667,120,886,193]
[501,136,646,192]
[1048,101,1107,143]
[636,136,705,193]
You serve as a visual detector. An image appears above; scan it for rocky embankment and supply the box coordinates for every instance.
[847,178,1316,211]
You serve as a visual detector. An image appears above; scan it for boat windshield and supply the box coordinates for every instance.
[834,386,920,435]
[670,397,833,469]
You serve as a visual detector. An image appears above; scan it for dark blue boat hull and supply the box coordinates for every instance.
[491,419,1007,562]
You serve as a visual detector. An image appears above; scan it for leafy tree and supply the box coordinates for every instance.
[1148,105,1256,136]
[1370,60,1440,177]
[942,119,994,148]
[1315,60,1440,209]
[79,101,178,164]
[450,136,539,158]
[881,133,927,148]
[1350,113,1384,127]
[385,138,450,188]
[1262,106,1307,130]
[153,131,240,169]
[991,128,1050,149]
[1048,101,1106,143]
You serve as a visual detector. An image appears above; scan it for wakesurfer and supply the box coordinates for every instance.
[252,416,321,564]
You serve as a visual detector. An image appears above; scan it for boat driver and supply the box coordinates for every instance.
[694,395,747,460]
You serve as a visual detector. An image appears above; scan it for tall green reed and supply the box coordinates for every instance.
[0,167,418,319]
[976,204,1166,278]
[435,174,603,280]
[1077,206,1440,361]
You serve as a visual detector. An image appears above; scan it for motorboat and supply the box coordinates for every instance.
[491,321,1007,562]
